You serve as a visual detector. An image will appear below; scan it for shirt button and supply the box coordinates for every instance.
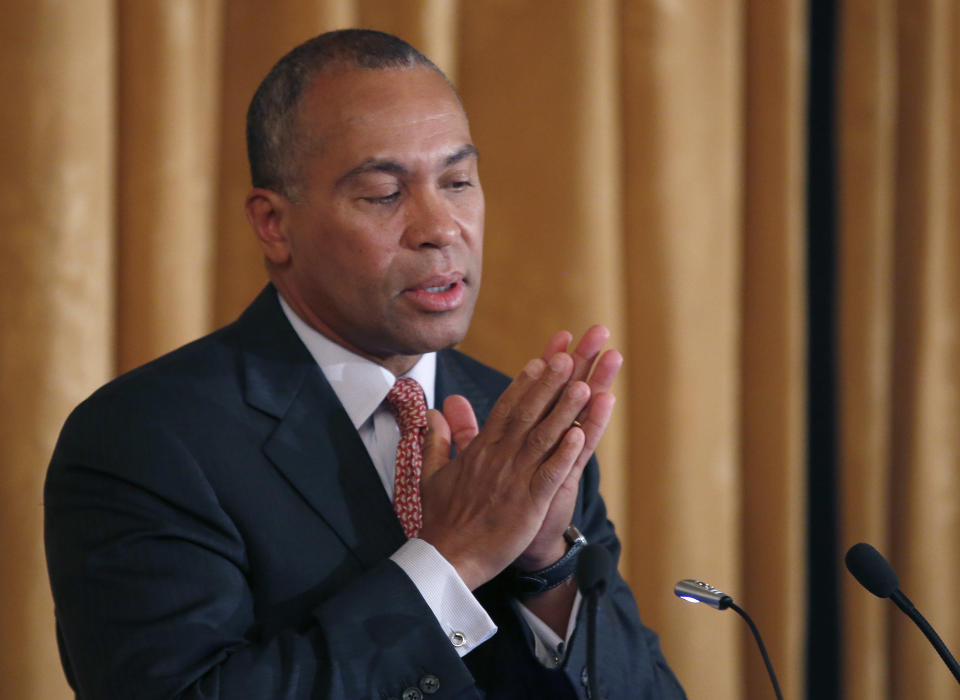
[450,630,466,647]
[401,688,423,700]
[419,674,440,694]
[580,666,593,699]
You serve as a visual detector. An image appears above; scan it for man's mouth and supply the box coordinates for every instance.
[403,276,467,312]
[424,282,457,293]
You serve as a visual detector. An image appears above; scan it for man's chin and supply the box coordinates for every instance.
[406,326,470,354]
[392,314,473,355]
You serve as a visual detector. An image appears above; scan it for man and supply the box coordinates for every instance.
[45,30,685,699]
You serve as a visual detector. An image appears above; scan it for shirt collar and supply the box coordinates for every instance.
[278,294,436,429]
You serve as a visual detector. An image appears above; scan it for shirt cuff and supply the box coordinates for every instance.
[390,538,498,657]
[513,591,583,668]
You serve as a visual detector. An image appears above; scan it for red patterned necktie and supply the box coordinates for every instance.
[386,377,427,538]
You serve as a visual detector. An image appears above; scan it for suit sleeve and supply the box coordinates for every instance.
[44,395,479,700]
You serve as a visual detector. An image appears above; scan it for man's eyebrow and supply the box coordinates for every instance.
[445,144,479,167]
[336,159,408,188]
[335,145,479,188]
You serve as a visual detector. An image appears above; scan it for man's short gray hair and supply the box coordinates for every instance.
[246,29,448,198]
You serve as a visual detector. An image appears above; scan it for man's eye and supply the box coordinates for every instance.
[363,191,401,204]
[448,180,473,191]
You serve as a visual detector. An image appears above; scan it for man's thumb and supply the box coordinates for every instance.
[421,408,451,482]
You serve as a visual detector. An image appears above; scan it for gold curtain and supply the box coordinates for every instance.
[2,3,115,699]
[3,1,957,699]
[839,1,960,699]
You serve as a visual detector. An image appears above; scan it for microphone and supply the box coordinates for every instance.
[844,542,898,596]
[577,544,614,700]
[845,542,960,684]
[674,579,733,609]
[674,579,783,700]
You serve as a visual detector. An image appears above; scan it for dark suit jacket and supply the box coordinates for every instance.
[44,286,685,700]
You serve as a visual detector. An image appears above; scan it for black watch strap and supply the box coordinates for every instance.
[508,525,587,596]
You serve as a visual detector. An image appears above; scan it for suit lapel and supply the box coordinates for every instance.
[260,376,406,567]
[236,287,405,567]
[436,350,498,427]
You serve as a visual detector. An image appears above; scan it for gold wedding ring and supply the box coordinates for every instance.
[572,419,584,429]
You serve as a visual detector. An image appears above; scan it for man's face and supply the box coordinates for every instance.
[273,66,483,369]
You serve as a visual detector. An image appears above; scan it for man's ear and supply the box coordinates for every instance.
[245,188,293,264]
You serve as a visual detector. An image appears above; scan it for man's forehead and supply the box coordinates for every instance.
[300,66,466,130]
[296,67,474,176]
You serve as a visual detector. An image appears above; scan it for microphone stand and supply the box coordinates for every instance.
[586,587,600,700]
[728,602,783,700]
[577,543,614,700]
[891,589,960,684]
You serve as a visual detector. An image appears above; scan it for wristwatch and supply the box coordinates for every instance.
[508,525,588,596]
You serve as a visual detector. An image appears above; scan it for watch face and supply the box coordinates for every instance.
[564,525,587,546]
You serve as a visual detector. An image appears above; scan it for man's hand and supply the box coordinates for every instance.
[417,353,590,590]
[417,327,623,592]
[515,326,622,572]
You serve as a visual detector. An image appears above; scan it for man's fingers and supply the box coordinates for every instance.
[569,325,610,383]
[529,426,585,502]
[443,394,479,453]
[571,348,621,420]
[519,379,591,463]
[421,409,451,482]
[484,358,546,436]
[587,349,622,394]
[500,353,575,445]
[541,330,572,361]
[574,391,616,470]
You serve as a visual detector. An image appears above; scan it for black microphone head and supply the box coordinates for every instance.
[577,543,614,596]
[845,542,899,598]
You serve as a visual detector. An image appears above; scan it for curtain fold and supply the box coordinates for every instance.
[838,1,897,698]
[6,2,959,699]
[117,0,222,371]
[620,0,747,697]
[741,2,807,697]
[888,2,960,698]
[840,1,960,698]
[0,3,115,699]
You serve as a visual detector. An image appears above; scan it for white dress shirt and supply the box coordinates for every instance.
[278,296,578,665]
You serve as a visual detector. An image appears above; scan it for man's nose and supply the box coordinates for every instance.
[404,189,459,248]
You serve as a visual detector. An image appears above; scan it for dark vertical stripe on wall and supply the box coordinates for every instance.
[806,0,840,699]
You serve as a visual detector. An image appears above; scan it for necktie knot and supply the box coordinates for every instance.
[386,377,427,433]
